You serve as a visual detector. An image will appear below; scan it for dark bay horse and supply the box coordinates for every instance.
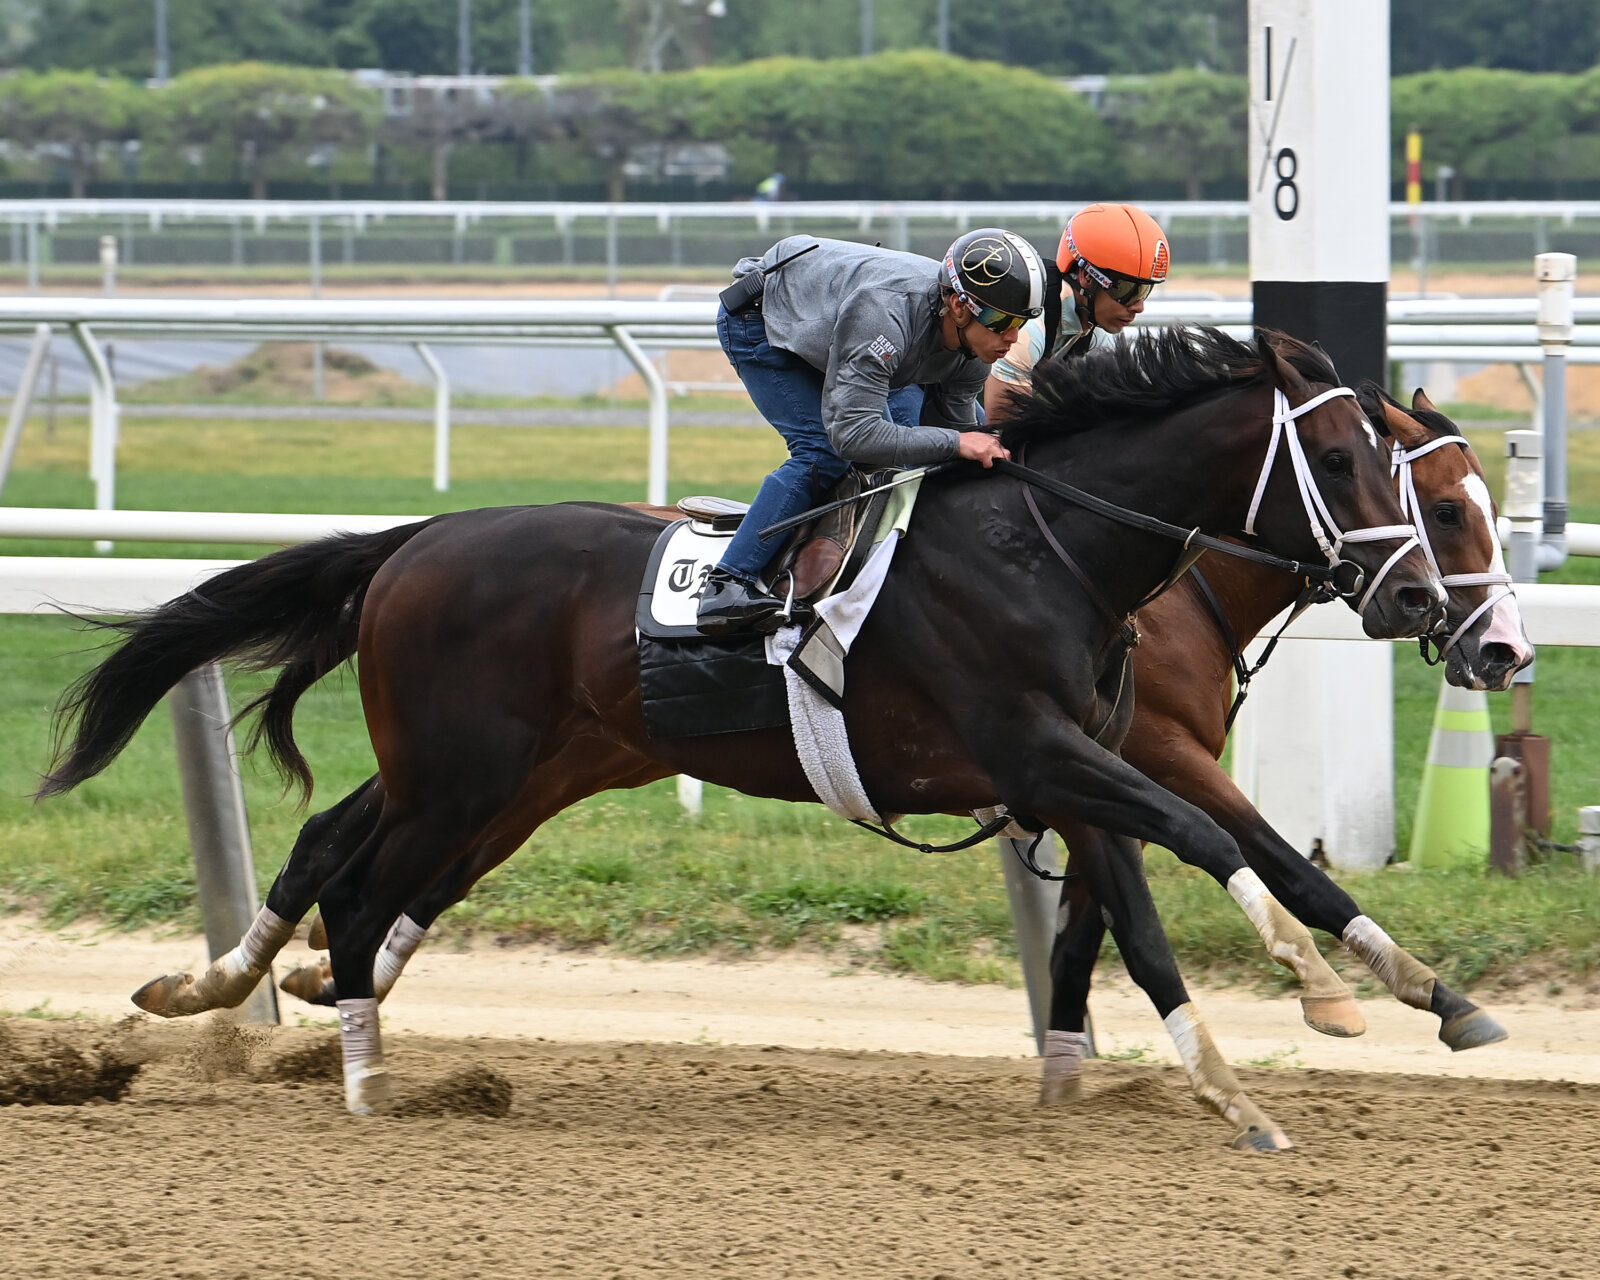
[271,386,1527,1071]
[1035,386,1532,1101]
[40,328,1444,1146]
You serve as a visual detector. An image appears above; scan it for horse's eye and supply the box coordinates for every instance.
[1432,502,1461,528]
[1321,451,1350,477]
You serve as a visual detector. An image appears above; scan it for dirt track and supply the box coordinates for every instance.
[4,926,1600,1278]
[2,1014,1596,1280]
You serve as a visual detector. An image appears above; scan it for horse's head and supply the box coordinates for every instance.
[1364,386,1534,691]
[1246,332,1445,640]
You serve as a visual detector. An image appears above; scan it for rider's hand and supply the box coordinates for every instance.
[957,431,1011,468]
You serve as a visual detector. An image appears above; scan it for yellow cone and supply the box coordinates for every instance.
[1408,676,1493,868]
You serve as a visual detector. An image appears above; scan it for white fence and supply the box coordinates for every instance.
[2,287,1599,519]
[7,199,1600,295]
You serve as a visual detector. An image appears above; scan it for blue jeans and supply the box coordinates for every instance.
[715,304,922,583]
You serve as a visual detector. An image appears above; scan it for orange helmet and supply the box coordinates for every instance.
[1058,203,1170,305]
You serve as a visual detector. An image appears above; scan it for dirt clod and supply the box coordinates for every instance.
[391,1065,514,1118]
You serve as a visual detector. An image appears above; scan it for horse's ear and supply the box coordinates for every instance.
[1411,387,1439,414]
[1255,328,1311,399]
[1380,398,1430,448]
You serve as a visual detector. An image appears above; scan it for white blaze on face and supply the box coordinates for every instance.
[1357,415,1379,450]
[1462,472,1534,663]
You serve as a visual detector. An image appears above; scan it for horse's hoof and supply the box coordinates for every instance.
[1439,1008,1508,1052]
[1037,1074,1084,1107]
[131,973,192,1018]
[1301,993,1367,1038]
[1231,1124,1294,1153]
[278,963,337,1006]
[306,914,328,950]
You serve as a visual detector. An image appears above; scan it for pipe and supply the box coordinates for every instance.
[0,323,51,500]
[413,342,452,492]
[609,324,670,507]
[68,322,118,552]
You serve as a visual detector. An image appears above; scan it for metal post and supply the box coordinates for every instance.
[26,213,38,293]
[997,834,1060,1055]
[605,209,618,298]
[169,664,279,1025]
[414,342,452,492]
[861,0,873,56]
[676,775,703,817]
[99,235,117,295]
[609,325,669,506]
[1535,252,1574,572]
[459,0,472,76]
[937,0,949,52]
[310,215,324,402]
[0,323,51,500]
[155,0,169,84]
[69,322,117,552]
[518,0,533,75]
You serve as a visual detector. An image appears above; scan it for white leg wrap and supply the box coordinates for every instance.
[1163,1002,1239,1116]
[337,997,389,1115]
[1342,915,1437,1009]
[1226,868,1348,1000]
[235,906,296,974]
[1042,1030,1089,1081]
[373,915,428,1000]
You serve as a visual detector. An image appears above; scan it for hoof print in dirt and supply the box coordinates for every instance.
[389,1066,514,1119]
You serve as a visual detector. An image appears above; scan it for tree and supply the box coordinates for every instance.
[14,0,324,79]
[1392,0,1600,74]
[381,83,503,200]
[155,62,375,199]
[0,70,140,197]
[540,71,696,201]
[1107,71,1247,200]
[1391,69,1575,192]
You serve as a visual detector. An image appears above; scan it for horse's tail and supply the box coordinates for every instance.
[37,519,440,802]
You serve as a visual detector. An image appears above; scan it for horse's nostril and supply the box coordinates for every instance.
[1397,586,1437,617]
[1479,642,1519,672]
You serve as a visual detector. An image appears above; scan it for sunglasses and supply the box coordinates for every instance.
[1081,263,1157,307]
[958,293,1038,334]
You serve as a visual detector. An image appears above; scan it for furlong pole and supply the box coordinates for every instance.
[1237,0,1396,870]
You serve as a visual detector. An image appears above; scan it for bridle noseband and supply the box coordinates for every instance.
[1390,434,1514,663]
[1243,386,1426,612]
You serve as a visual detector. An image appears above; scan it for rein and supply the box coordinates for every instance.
[1191,570,1332,733]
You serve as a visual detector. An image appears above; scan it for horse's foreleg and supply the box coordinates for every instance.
[1051,817,1291,1152]
[1154,735,1504,1050]
[131,778,383,1017]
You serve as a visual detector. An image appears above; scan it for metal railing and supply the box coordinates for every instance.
[8,199,1600,294]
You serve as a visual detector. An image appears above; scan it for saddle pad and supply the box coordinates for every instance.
[636,518,732,640]
[638,635,789,739]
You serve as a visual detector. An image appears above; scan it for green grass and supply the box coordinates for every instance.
[1,413,1598,991]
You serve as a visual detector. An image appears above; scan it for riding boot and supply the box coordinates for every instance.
[696,568,785,635]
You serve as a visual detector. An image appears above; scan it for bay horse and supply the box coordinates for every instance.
[258,382,1526,1072]
[40,328,1444,1147]
[1034,384,1532,1101]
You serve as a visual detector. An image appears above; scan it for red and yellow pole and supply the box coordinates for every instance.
[1406,129,1422,206]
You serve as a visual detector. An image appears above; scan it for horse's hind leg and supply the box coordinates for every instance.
[286,755,668,1008]
[1038,858,1102,1105]
[130,777,383,1017]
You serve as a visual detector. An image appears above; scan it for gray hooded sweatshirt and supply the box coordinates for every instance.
[735,236,988,468]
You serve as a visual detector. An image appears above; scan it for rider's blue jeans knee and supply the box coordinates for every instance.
[715,305,851,583]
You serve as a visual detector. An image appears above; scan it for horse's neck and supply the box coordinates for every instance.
[1187,556,1307,650]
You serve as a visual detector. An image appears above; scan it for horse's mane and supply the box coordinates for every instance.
[1355,381,1462,439]
[997,325,1340,450]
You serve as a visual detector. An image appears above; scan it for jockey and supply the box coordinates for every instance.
[698,228,1050,634]
[985,202,1169,417]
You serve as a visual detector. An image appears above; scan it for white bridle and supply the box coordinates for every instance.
[1390,434,1515,659]
[1243,386,1427,613]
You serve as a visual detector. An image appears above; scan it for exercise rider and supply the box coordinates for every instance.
[697,228,1052,635]
[985,202,1169,417]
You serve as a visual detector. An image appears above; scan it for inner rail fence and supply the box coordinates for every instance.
[1,252,1598,529]
[5,199,1600,293]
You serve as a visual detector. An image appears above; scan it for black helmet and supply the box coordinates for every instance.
[942,228,1048,325]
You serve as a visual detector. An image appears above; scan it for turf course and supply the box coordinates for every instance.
[1,408,1597,991]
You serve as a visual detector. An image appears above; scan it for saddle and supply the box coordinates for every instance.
[634,468,905,740]
[686,467,899,606]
